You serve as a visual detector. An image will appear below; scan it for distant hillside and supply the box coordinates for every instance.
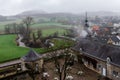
[15,10,79,18]
[5,11,120,21]
[83,11,120,17]
[16,10,47,17]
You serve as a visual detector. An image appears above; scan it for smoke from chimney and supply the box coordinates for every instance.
[77,12,92,38]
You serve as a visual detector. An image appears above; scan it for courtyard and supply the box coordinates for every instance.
[3,58,108,80]
[38,58,107,80]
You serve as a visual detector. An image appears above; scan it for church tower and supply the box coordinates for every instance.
[84,12,92,37]
[85,12,89,28]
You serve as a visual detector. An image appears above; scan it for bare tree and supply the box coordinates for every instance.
[53,49,74,80]
[17,23,26,35]
[53,31,59,37]
[4,24,11,34]
[12,23,18,34]
[22,16,33,42]
[32,33,36,43]
[4,23,19,34]
[37,29,42,39]
[23,17,33,31]
[65,27,77,37]
[25,62,38,80]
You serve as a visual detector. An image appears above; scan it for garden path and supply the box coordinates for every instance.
[17,34,26,47]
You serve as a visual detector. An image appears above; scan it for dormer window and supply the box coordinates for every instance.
[107,57,111,64]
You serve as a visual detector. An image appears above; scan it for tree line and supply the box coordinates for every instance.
[4,17,61,48]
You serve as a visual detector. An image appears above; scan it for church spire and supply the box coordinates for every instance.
[85,12,89,28]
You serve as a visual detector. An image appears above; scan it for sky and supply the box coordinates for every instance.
[0,0,120,16]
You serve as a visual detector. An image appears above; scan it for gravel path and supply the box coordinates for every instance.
[17,34,26,47]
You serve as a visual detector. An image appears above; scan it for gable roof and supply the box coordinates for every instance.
[22,49,41,62]
[73,38,120,66]
[96,35,120,44]
[96,36,109,43]
[111,36,120,42]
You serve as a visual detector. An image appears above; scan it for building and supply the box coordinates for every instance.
[0,49,43,79]
[107,36,120,46]
[21,49,43,72]
[95,35,120,46]
[72,38,120,80]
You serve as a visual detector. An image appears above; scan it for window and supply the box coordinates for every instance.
[112,71,118,77]
[97,64,102,71]
[98,64,101,68]
[106,57,111,64]
[35,63,39,71]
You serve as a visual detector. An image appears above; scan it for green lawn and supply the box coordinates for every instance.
[0,35,29,63]
[0,34,74,63]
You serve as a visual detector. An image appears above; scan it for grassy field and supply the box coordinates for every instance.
[0,19,22,30]
[31,27,66,38]
[42,28,66,36]
[0,20,72,63]
[32,22,70,28]
[32,25,67,37]
[0,35,29,63]
[0,34,74,63]
[0,21,70,31]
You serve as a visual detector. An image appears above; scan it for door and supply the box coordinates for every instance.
[102,68,106,76]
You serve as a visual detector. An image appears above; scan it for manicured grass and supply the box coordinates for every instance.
[0,34,74,63]
[0,35,29,63]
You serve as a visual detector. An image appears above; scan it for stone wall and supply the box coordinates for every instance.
[109,64,120,80]
[78,52,120,80]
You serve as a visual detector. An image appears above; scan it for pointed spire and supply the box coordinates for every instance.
[85,12,89,28]
[85,12,88,22]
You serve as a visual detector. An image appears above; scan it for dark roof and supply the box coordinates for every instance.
[22,49,41,62]
[96,36,109,43]
[96,35,120,43]
[73,38,120,66]
[111,36,120,42]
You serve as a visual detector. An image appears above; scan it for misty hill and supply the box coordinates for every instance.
[5,10,120,22]
[16,10,120,18]
[85,11,120,17]
[15,10,79,18]
[17,10,47,17]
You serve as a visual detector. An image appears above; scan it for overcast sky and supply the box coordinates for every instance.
[0,0,120,16]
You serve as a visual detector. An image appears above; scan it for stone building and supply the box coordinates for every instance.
[72,38,120,80]
[21,49,44,72]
